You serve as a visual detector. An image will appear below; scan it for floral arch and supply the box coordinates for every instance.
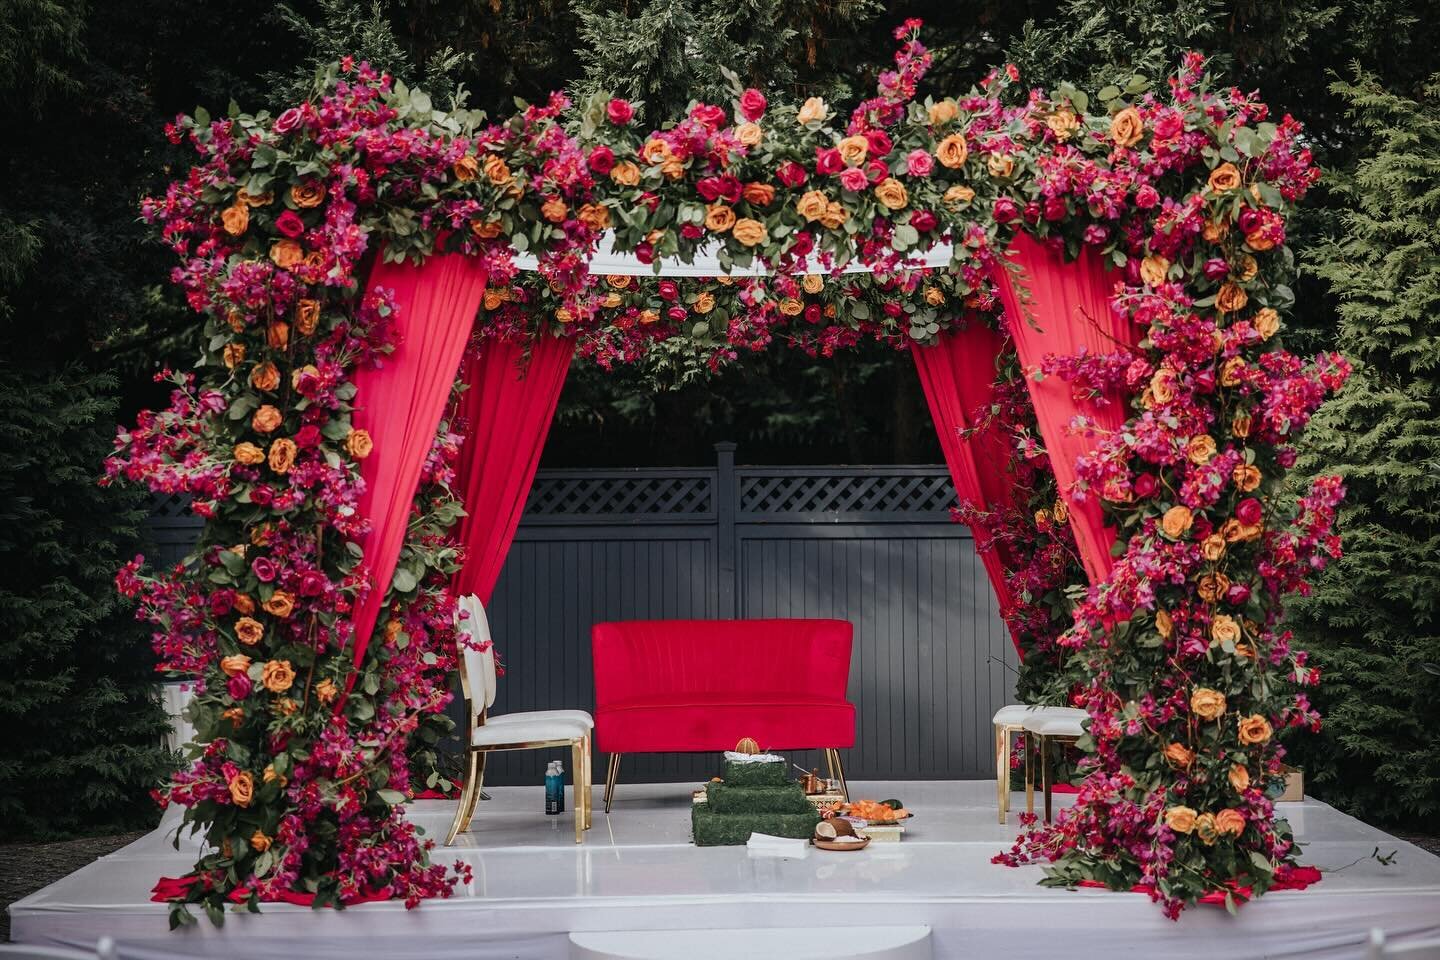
[110,23,1349,924]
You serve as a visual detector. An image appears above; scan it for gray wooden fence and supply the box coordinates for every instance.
[145,444,1016,786]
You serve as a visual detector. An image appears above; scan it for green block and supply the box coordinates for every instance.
[721,758,786,786]
[691,804,821,846]
[705,782,815,814]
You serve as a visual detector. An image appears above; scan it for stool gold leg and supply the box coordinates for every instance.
[572,741,585,844]
[603,752,621,814]
[581,732,593,829]
[1042,735,1053,823]
[1024,732,1034,816]
[995,724,1008,824]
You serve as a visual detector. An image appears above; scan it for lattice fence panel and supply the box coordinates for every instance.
[738,472,955,517]
[524,473,714,518]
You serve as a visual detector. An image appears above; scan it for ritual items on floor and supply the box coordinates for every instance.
[820,797,911,842]
[691,754,821,846]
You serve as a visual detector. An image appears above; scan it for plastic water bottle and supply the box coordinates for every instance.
[545,761,564,815]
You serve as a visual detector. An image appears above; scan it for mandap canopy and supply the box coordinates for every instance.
[110,23,1349,924]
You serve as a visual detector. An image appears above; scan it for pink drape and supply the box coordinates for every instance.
[910,322,1021,652]
[451,334,574,604]
[990,233,1137,585]
[347,253,489,676]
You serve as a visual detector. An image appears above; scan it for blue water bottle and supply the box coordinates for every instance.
[545,761,564,815]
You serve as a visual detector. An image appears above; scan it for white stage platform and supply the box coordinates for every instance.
[10,781,1440,960]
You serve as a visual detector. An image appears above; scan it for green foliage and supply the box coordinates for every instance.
[0,365,171,838]
[1287,72,1440,827]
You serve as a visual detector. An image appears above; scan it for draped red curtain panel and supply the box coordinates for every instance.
[451,334,574,605]
[990,233,1138,586]
[347,253,489,677]
[909,323,1022,652]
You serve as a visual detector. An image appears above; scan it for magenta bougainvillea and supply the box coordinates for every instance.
[109,24,1346,925]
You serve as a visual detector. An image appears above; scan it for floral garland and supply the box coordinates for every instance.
[109,24,1348,923]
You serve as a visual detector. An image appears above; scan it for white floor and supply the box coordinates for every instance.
[10,780,1440,960]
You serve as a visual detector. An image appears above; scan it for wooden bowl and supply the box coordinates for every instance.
[813,836,871,852]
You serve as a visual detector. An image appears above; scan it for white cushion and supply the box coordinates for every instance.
[471,717,588,747]
[487,709,594,728]
[1022,713,1087,736]
[993,704,1087,725]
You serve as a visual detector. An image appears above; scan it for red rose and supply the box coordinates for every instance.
[293,424,321,448]
[275,210,306,238]
[804,304,822,324]
[1133,473,1158,498]
[910,210,937,232]
[1235,497,1264,526]
[658,281,679,302]
[993,196,1020,223]
[666,306,687,323]
[588,145,616,174]
[298,570,328,597]
[635,241,655,264]
[697,175,742,203]
[815,147,843,175]
[681,223,704,240]
[863,129,893,157]
[865,158,889,183]
[790,231,815,257]
[689,103,726,130]
[775,161,808,188]
[739,88,768,121]
[273,107,303,134]
[606,98,634,125]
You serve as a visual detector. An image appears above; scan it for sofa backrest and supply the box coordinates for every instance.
[591,619,852,706]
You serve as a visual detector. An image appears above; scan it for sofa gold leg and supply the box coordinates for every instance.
[581,733,593,829]
[572,742,585,843]
[1041,735,1053,823]
[446,750,484,846]
[826,748,849,801]
[1024,732,1035,817]
[603,753,621,814]
[995,724,1008,824]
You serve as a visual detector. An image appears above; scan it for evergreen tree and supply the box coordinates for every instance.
[1287,72,1440,827]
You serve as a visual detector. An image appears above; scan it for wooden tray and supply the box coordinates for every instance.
[812,836,871,852]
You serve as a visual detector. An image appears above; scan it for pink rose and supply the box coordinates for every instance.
[1083,224,1108,245]
[739,88,767,122]
[273,107,303,134]
[689,103,726,130]
[839,167,869,191]
[666,306,687,323]
[992,197,1020,223]
[635,241,655,264]
[250,485,274,506]
[606,99,634,126]
[883,301,903,318]
[298,570,328,597]
[1135,184,1160,209]
[1226,583,1251,605]
[905,149,933,177]
[815,148,844,175]
[1235,497,1264,525]
[209,590,236,617]
[251,556,277,582]
[909,210,937,232]
[775,161,808,188]
[866,159,889,183]
[863,129,893,157]
[587,145,616,174]
[275,210,306,239]
[1203,258,1229,280]
[228,674,252,700]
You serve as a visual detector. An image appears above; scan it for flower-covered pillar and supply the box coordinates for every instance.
[990,233,1139,586]
[347,252,489,680]
[910,320,1021,651]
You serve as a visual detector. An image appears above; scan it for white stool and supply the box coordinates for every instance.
[992,705,1087,823]
[1020,710,1087,823]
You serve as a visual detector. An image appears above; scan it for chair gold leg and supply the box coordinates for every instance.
[582,733,593,829]
[995,724,1008,824]
[826,748,849,801]
[1024,732,1034,816]
[572,742,585,844]
[1042,735,1053,823]
[446,750,484,846]
[603,753,621,814]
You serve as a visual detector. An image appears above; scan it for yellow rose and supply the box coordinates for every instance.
[452,154,479,182]
[228,771,255,808]
[1210,613,1242,644]
[928,99,959,126]
[1164,742,1195,769]
[1155,607,1174,638]
[801,274,824,295]
[602,292,622,308]
[220,204,249,237]
[731,218,768,247]
[1140,254,1170,287]
[942,184,976,208]
[1232,463,1262,492]
[1165,805,1198,834]
[1047,108,1080,141]
[294,298,321,336]
[936,134,969,169]
[1215,808,1246,837]
[251,405,283,434]
[263,764,286,786]
[705,203,736,233]
[1109,107,1144,148]
[1150,368,1176,404]
[1237,714,1273,745]
[267,438,297,475]
[837,135,869,166]
[233,442,265,466]
[1221,356,1246,387]
[735,122,763,147]
[1190,687,1227,722]
[637,309,659,325]
[222,343,246,369]
[1053,498,1069,523]
[778,297,804,317]
[1161,504,1193,539]
[220,654,252,677]
[796,190,829,223]
[874,178,909,210]
[1216,282,1249,314]
[261,659,295,693]
[610,161,641,187]
[1229,764,1251,793]
[987,153,1015,178]
[1186,434,1216,464]
[1201,534,1227,562]
[797,96,828,126]
[346,428,374,460]
[1208,162,1242,192]
[693,292,715,314]
[641,139,671,165]
[1253,308,1280,340]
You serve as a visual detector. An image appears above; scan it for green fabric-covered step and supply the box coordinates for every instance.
[691,804,820,846]
[720,758,786,786]
[704,782,815,814]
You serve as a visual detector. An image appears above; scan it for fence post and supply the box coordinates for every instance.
[714,442,738,618]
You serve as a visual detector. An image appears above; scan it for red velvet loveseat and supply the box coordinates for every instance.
[591,618,856,811]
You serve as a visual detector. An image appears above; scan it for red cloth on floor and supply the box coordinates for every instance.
[451,334,573,604]
[346,253,489,683]
[151,876,393,906]
[990,234,1138,586]
[1077,864,1322,905]
[910,322,1021,653]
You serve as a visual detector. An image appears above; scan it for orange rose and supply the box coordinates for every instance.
[819,201,846,230]
[1053,498,1069,523]
[234,616,264,646]
[482,289,506,311]
[1186,434,1216,464]
[1140,255,1170,287]
[1201,533,1227,562]
[262,590,295,618]
[269,240,304,270]
[267,438,297,475]
[1210,612,1242,644]
[263,764,286,786]
[267,321,289,351]
[742,182,775,207]
[705,203,737,232]
[276,697,299,716]
[222,343,246,369]
[1216,282,1249,313]
[1220,357,1245,387]
[924,286,944,307]
[601,292,622,309]
[610,161,641,187]
[796,96,828,126]
[735,122,763,147]
[1046,108,1080,141]
[1195,812,1220,845]
[482,154,512,186]
[1236,254,1259,282]
[540,197,568,223]
[346,428,373,460]
[1232,411,1253,438]
[1165,805,1197,834]
[1150,368,1176,404]
[226,310,246,333]
[250,830,272,853]
[837,135,869,166]
[987,153,1014,178]
[1109,107,1143,147]
[294,298,321,336]
[291,182,326,208]
[942,185,975,207]
[1237,714,1273,745]
[316,678,339,704]
[1229,764,1251,793]
[234,442,265,466]
[1232,464,1262,492]
[1161,505,1193,539]
[471,219,503,240]
[221,204,249,237]
[693,292,716,314]
[577,203,611,230]
[874,178,908,210]
[1164,742,1195,769]
[927,99,959,126]
[1155,607,1174,638]
[261,659,296,693]
[452,154,479,182]
[220,654,252,677]
[1253,308,1280,340]
[221,706,244,725]
[1246,229,1276,252]
[554,306,575,324]
[936,134,969,169]
[249,362,280,393]
[251,405,283,434]
[796,190,829,223]
[233,593,255,615]
[731,218,767,247]
[1198,572,1231,603]
[779,297,804,317]
[1215,808,1246,837]
[238,189,273,207]
[1190,687,1227,721]
[638,309,659,325]
[1208,162,1242,192]
[1203,218,1230,243]
[801,274,825,295]
[228,770,255,807]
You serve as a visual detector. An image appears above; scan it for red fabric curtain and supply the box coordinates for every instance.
[910,322,1021,652]
[451,334,574,604]
[990,233,1137,585]
[347,253,489,675]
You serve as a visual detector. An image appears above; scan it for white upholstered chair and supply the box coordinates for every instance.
[992,704,1088,823]
[447,595,593,845]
